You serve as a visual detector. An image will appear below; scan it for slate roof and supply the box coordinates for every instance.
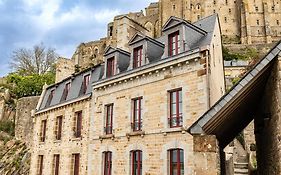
[36,14,219,112]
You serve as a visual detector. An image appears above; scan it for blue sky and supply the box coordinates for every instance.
[0,0,156,77]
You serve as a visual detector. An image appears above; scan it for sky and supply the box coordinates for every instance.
[0,0,156,77]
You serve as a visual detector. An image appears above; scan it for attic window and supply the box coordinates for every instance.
[45,89,55,107]
[168,31,180,56]
[61,82,71,102]
[133,46,143,68]
[107,57,115,77]
[81,74,90,95]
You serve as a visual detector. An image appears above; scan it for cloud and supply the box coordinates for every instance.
[0,0,157,77]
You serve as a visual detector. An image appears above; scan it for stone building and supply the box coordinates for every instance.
[189,41,281,174]
[30,14,226,175]
[56,0,281,83]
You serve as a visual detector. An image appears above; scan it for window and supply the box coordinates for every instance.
[74,111,82,138]
[46,89,55,107]
[53,154,60,175]
[255,6,258,12]
[169,89,183,128]
[225,0,228,4]
[131,150,142,175]
[277,20,280,25]
[81,74,90,95]
[38,155,44,175]
[257,20,260,25]
[133,46,143,68]
[173,4,176,10]
[109,26,113,37]
[61,82,71,101]
[229,8,231,13]
[272,6,275,11]
[107,57,115,77]
[169,149,184,175]
[132,97,142,131]
[103,152,112,175]
[168,31,180,56]
[224,17,227,23]
[40,120,47,142]
[213,0,216,5]
[55,116,63,140]
[72,154,80,175]
[105,104,113,134]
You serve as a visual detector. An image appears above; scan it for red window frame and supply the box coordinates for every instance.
[73,153,80,175]
[168,31,180,56]
[104,151,112,175]
[38,155,44,175]
[133,46,143,68]
[56,116,63,140]
[169,89,183,128]
[169,149,184,175]
[132,97,142,131]
[75,111,82,138]
[82,74,90,94]
[54,154,60,175]
[105,104,113,134]
[62,82,71,101]
[131,150,142,175]
[41,120,47,142]
[46,89,55,107]
[107,57,115,77]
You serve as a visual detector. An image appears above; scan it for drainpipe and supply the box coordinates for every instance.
[206,50,211,109]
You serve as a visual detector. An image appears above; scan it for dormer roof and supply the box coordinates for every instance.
[128,33,165,48]
[104,46,130,57]
[162,16,207,35]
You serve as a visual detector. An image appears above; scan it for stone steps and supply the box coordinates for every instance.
[234,162,248,175]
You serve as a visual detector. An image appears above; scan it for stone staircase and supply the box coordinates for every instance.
[233,139,249,175]
[234,162,248,175]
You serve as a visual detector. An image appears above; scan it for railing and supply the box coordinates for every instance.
[168,116,183,127]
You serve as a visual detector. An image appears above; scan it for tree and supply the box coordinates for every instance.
[6,72,55,98]
[9,43,58,75]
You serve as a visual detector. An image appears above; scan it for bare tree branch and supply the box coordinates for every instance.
[9,43,58,75]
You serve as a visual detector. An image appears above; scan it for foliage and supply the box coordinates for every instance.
[9,43,58,76]
[0,120,15,136]
[6,72,55,99]
[236,132,245,149]
[223,46,258,61]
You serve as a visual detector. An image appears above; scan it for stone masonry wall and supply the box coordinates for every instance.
[15,96,40,148]
[255,57,281,174]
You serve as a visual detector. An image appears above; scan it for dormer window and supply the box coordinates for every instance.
[81,74,90,95]
[107,57,115,77]
[45,89,55,107]
[168,31,180,56]
[61,82,71,101]
[133,46,143,68]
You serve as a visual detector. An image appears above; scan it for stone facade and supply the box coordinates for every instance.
[15,96,40,148]
[255,57,281,174]
[30,99,91,175]
[31,15,225,175]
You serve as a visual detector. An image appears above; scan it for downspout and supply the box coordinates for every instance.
[206,49,211,109]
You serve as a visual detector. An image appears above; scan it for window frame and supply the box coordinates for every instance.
[74,111,82,138]
[38,155,44,175]
[82,74,90,95]
[72,153,80,175]
[107,57,115,77]
[131,150,142,175]
[55,116,63,140]
[40,120,47,142]
[53,154,60,175]
[133,46,143,68]
[169,149,184,175]
[103,151,112,175]
[105,104,113,135]
[132,97,143,131]
[168,31,180,56]
[169,88,183,128]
